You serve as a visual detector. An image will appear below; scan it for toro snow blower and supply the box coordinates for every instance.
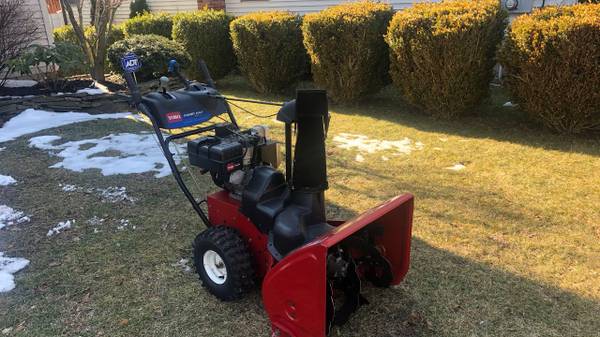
[121,55,414,337]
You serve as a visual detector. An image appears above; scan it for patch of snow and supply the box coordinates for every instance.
[0,252,29,292]
[59,184,137,203]
[0,147,5,152]
[0,175,16,186]
[76,88,105,96]
[87,216,105,226]
[95,186,136,203]
[446,163,466,171]
[30,133,184,178]
[0,205,30,229]
[117,219,130,230]
[0,109,131,143]
[503,101,517,107]
[333,133,423,156]
[3,79,37,88]
[47,220,74,237]
[172,258,192,273]
[355,154,365,162]
[59,183,78,192]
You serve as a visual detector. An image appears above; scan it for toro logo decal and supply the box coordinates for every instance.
[166,111,182,123]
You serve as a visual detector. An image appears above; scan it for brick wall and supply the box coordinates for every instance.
[198,0,225,10]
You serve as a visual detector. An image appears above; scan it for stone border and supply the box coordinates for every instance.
[0,92,132,127]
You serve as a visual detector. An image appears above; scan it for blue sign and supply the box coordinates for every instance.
[120,53,142,73]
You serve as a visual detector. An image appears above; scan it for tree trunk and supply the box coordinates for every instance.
[92,63,105,82]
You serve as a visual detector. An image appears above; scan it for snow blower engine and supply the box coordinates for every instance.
[121,55,414,337]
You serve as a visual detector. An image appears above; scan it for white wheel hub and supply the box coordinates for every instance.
[203,250,227,285]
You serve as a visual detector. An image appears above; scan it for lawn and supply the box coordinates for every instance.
[1,76,599,336]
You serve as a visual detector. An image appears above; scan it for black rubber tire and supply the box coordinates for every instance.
[192,226,255,301]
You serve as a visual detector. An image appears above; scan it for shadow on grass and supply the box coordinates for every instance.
[218,76,600,157]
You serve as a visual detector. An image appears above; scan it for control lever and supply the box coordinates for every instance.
[123,72,142,106]
[198,60,215,88]
[159,76,170,94]
[168,59,191,90]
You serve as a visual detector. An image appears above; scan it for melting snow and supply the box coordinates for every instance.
[0,109,130,143]
[76,88,105,95]
[117,219,132,230]
[3,80,37,88]
[0,147,5,151]
[0,175,16,186]
[60,184,137,203]
[0,205,30,229]
[87,216,105,226]
[446,163,466,171]
[333,133,423,156]
[0,253,29,292]
[173,258,192,273]
[30,133,183,178]
[47,220,74,237]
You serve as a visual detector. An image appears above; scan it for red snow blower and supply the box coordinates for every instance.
[121,56,414,337]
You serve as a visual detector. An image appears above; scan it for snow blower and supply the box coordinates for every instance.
[121,55,414,337]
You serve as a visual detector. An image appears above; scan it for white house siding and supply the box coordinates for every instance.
[225,0,577,17]
[225,0,427,16]
[23,0,53,46]
[78,0,199,25]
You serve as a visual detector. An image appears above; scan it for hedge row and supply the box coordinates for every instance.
[56,2,600,133]
[172,10,235,80]
[230,12,307,93]
[122,12,173,38]
[498,4,600,133]
[386,0,507,118]
[107,34,191,81]
[303,2,393,102]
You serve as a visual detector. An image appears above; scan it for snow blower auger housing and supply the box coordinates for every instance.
[121,56,414,337]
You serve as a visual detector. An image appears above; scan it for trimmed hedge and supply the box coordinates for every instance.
[230,11,307,93]
[53,24,124,47]
[122,12,173,38]
[498,4,600,133]
[386,0,507,118]
[302,1,393,102]
[173,10,235,80]
[107,34,191,81]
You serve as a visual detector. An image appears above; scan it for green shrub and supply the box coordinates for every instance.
[122,12,173,38]
[302,1,393,102]
[386,0,507,118]
[230,11,307,93]
[9,42,87,90]
[173,10,235,80]
[53,24,124,47]
[107,34,191,81]
[130,0,150,18]
[498,4,600,133]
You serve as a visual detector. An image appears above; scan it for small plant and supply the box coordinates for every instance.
[302,1,393,102]
[230,11,307,93]
[123,12,173,38]
[0,0,39,86]
[9,42,87,91]
[386,0,507,118]
[498,4,600,133]
[130,0,150,18]
[107,34,191,81]
[173,10,235,80]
